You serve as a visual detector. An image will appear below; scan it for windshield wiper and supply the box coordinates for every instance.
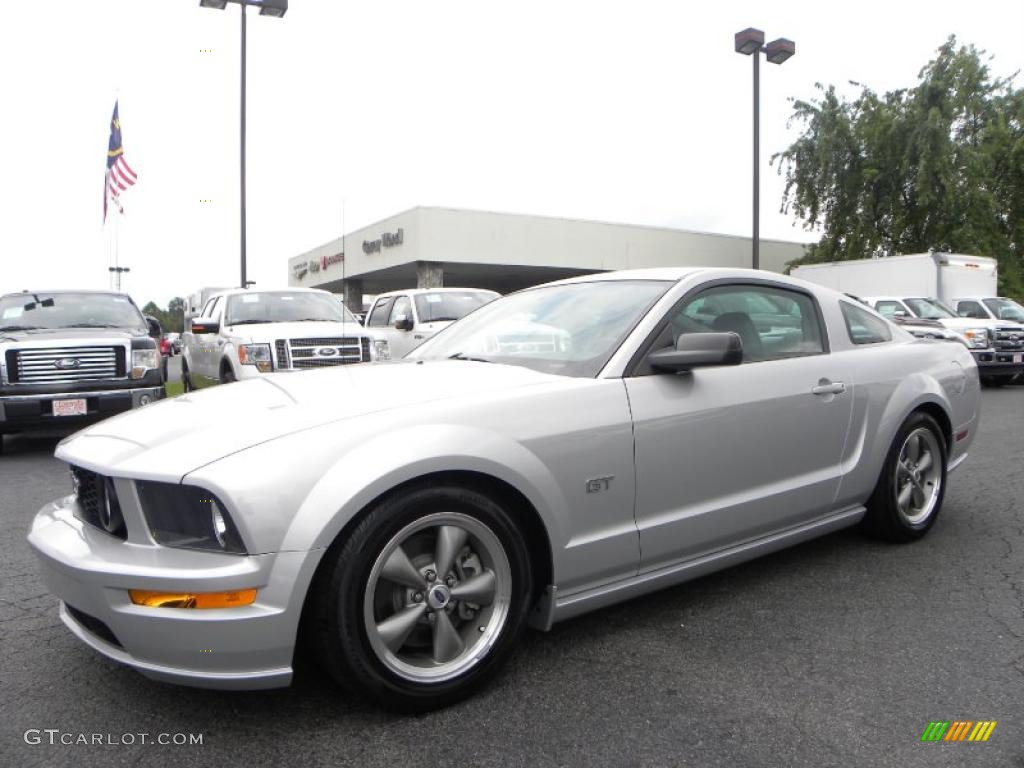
[0,325,40,331]
[229,319,272,325]
[67,323,124,328]
[447,352,493,363]
[426,316,459,322]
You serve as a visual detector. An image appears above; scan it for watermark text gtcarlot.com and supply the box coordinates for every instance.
[24,729,203,746]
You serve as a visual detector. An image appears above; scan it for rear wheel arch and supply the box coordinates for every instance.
[913,401,952,451]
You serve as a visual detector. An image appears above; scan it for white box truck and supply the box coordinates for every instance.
[792,252,1024,384]
[790,252,998,303]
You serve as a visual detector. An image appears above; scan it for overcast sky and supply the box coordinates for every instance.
[2,0,1022,307]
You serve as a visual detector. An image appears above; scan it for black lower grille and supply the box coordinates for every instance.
[65,603,123,648]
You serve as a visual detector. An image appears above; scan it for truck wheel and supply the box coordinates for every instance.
[861,411,947,542]
[308,484,532,712]
[181,360,194,392]
[980,375,1008,388]
[220,362,236,384]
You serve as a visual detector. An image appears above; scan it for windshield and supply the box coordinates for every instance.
[408,280,671,377]
[413,291,499,323]
[904,298,957,320]
[224,291,356,325]
[0,292,145,331]
[983,298,1024,322]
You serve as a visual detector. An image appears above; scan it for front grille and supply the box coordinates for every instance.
[70,466,127,540]
[12,345,123,384]
[274,339,290,369]
[993,327,1024,350]
[278,336,368,370]
[65,604,123,648]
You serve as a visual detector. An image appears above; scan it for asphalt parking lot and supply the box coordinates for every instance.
[1,387,1021,768]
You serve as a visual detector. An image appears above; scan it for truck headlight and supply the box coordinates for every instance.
[131,348,160,379]
[135,481,247,554]
[961,328,990,349]
[238,343,272,373]
[372,339,390,361]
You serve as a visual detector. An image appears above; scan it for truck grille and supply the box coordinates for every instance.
[9,346,124,384]
[993,327,1024,350]
[275,337,369,370]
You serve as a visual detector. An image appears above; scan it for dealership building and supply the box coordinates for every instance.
[287,206,809,310]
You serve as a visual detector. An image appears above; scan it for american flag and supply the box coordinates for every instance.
[104,101,137,222]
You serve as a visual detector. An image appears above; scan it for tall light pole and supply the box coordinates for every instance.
[734,28,795,271]
[108,266,130,292]
[200,0,287,289]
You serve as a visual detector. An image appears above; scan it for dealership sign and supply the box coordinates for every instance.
[363,228,404,254]
[293,252,344,281]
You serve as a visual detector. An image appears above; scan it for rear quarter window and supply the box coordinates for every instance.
[841,301,892,345]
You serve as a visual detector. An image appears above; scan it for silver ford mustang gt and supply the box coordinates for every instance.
[28,268,980,711]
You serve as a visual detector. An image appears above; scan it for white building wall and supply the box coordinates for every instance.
[288,206,808,289]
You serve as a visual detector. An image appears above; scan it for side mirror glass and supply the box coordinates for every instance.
[394,315,414,331]
[647,332,743,373]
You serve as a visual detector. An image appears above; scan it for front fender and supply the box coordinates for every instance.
[282,423,568,561]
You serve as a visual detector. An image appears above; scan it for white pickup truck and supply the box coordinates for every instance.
[363,288,499,358]
[181,288,389,389]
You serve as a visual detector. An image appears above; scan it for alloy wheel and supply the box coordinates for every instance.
[362,512,512,683]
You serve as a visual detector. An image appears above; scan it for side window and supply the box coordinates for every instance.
[201,297,218,318]
[874,300,906,318]
[206,297,222,321]
[671,284,825,363]
[388,296,412,325]
[840,302,892,345]
[956,300,986,319]
[366,297,394,327]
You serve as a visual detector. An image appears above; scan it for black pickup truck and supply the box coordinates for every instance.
[0,290,165,453]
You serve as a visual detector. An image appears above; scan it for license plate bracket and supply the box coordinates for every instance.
[52,399,88,417]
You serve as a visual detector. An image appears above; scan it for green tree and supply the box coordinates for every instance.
[773,37,1024,297]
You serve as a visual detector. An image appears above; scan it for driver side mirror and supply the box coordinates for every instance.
[190,317,220,335]
[647,332,743,373]
[393,314,414,332]
[146,317,161,339]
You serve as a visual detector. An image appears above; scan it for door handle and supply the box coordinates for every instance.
[811,379,846,396]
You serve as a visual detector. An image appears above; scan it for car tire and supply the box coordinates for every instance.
[181,360,194,392]
[308,484,533,712]
[220,362,236,384]
[980,375,1008,388]
[862,411,948,542]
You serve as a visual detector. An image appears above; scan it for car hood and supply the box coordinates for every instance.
[222,320,370,341]
[55,360,556,479]
[935,317,1024,331]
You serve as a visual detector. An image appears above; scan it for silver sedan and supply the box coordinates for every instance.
[28,268,980,711]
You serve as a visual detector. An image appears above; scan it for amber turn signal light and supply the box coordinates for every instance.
[129,588,257,609]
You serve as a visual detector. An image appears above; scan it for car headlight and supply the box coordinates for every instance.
[960,328,990,349]
[135,481,247,554]
[372,339,390,361]
[943,329,970,347]
[238,343,272,373]
[131,348,160,379]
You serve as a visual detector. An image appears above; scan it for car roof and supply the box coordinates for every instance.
[1,289,132,300]
[373,287,501,299]
[211,287,332,299]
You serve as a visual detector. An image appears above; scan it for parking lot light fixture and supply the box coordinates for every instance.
[199,0,287,289]
[734,27,796,271]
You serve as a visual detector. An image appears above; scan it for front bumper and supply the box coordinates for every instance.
[971,349,1024,378]
[27,495,322,690]
[0,385,165,433]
